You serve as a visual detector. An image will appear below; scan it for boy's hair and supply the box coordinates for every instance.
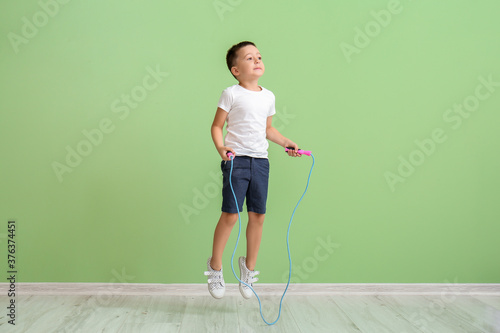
[226,41,256,79]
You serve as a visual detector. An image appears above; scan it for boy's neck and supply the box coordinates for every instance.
[238,80,262,92]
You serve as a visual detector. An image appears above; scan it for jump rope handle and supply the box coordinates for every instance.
[285,147,312,157]
[227,152,234,159]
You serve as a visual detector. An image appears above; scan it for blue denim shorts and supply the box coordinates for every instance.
[221,156,270,214]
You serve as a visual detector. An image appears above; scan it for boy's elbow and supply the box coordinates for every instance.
[212,124,224,138]
[266,127,275,140]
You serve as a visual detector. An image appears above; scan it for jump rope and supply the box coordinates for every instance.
[226,147,315,326]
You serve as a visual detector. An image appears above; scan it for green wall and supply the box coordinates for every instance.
[1,0,499,284]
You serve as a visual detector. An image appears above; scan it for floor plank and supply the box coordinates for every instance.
[4,295,87,332]
[1,293,499,332]
[377,294,499,333]
[474,295,500,311]
[117,295,185,332]
[440,295,500,332]
[178,295,239,332]
[56,294,131,332]
[286,295,362,332]
[331,295,424,333]
[236,295,301,332]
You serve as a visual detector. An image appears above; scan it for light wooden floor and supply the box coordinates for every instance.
[1,284,499,332]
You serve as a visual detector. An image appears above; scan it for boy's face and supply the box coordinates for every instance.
[231,45,265,80]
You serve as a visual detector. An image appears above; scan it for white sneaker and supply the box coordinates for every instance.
[238,256,259,299]
[204,257,225,299]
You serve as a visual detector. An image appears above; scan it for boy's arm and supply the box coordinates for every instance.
[211,107,235,161]
[266,116,301,157]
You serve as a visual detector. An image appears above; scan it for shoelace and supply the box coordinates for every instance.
[204,270,224,290]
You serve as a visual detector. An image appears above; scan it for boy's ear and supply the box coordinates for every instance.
[231,66,239,77]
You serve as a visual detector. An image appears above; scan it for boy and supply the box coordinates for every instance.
[205,41,301,299]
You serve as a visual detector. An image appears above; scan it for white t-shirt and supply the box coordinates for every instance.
[217,84,276,158]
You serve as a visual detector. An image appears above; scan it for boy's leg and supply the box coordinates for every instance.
[245,211,265,271]
[244,158,269,271]
[210,212,239,270]
[213,156,251,269]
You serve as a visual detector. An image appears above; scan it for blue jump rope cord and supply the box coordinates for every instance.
[228,153,315,326]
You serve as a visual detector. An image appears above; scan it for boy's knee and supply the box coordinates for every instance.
[222,212,239,225]
[248,212,265,225]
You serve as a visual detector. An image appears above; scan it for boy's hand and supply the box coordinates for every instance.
[285,141,301,157]
[218,146,235,161]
